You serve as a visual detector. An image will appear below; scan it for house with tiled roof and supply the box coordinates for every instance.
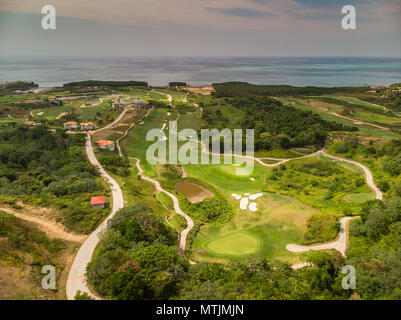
[63,121,79,130]
[48,97,62,106]
[131,98,147,109]
[91,196,106,209]
[95,140,115,151]
[80,122,96,131]
[111,101,123,109]
[24,121,40,126]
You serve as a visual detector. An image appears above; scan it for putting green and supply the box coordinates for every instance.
[206,232,260,256]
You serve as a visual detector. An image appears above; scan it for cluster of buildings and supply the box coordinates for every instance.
[111,98,147,110]
[24,99,41,106]
[48,96,62,106]
[63,121,96,131]
[391,87,401,94]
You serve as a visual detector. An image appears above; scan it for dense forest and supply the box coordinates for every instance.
[0,126,108,233]
[63,80,149,88]
[212,82,368,98]
[202,96,356,151]
[0,81,38,96]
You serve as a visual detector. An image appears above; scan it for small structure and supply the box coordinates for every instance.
[48,97,62,106]
[24,100,41,105]
[80,122,96,131]
[63,121,79,130]
[111,101,123,109]
[24,121,39,126]
[131,98,147,109]
[95,140,115,151]
[85,98,101,106]
[12,90,23,95]
[91,196,106,209]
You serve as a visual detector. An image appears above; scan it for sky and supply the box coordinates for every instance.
[0,0,400,57]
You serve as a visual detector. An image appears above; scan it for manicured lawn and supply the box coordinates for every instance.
[32,105,75,120]
[191,192,316,263]
[205,231,260,256]
[122,108,170,177]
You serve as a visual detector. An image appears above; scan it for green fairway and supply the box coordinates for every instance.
[344,193,375,204]
[32,105,75,120]
[280,97,401,139]
[206,231,260,256]
[121,108,171,177]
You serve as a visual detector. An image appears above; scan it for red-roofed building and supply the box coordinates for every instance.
[91,196,106,209]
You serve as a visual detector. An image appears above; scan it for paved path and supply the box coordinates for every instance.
[93,109,127,134]
[130,157,194,251]
[308,103,389,130]
[152,90,173,106]
[286,149,382,259]
[286,216,358,257]
[322,150,383,200]
[66,134,124,300]
[116,109,151,157]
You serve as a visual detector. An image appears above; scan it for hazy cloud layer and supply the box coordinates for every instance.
[0,0,400,56]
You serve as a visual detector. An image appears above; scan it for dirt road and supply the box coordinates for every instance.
[66,134,124,300]
[286,216,358,257]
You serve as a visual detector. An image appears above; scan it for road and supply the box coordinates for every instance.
[93,109,127,134]
[308,102,389,131]
[152,90,173,106]
[130,157,194,251]
[322,150,383,200]
[116,109,152,157]
[66,134,124,300]
[286,216,358,257]
[286,149,382,259]
[0,207,85,242]
[195,143,382,258]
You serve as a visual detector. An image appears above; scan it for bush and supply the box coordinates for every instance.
[302,214,340,245]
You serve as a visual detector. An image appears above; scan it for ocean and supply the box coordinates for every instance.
[0,56,400,88]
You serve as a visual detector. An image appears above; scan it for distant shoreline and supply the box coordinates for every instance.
[1,56,400,88]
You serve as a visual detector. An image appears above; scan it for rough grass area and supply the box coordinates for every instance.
[301,213,340,245]
[190,192,316,263]
[0,211,74,299]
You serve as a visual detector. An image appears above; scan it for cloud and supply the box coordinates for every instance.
[206,6,274,18]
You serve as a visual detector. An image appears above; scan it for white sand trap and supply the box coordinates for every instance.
[235,195,242,200]
[161,123,167,131]
[37,112,44,115]
[159,136,167,141]
[167,112,171,116]
[232,164,241,167]
[249,193,263,200]
[250,177,255,181]
[248,202,257,212]
[240,197,249,210]
[244,193,250,196]
[231,194,238,197]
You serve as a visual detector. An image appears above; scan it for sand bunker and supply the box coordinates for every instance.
[232,193,262,212]
[175,181,214,203]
